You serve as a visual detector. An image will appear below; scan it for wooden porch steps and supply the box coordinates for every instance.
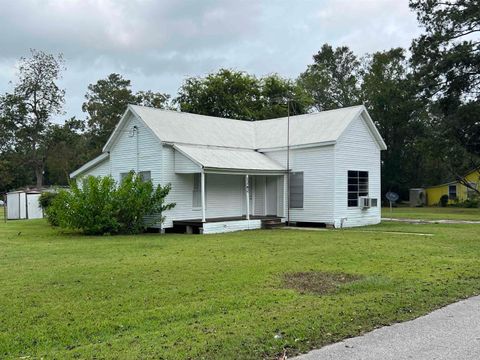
[261,217,285,229]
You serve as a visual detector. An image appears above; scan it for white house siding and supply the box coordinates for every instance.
[203,220,262,234]
[75,158,111,185]
[174,150,201,173]
[207,174,245,218]
[162,146,248,228]
[264,146,335,223]
[109,113,163,184]
[254,176,266,216]
[334,114,381,227]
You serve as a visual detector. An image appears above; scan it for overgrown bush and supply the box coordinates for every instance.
[452,196,480,208]
[49,173,175,235]
[39,191,57,209]
[115,172,175,234]
[439,194,449,207]
[39,191,60,226]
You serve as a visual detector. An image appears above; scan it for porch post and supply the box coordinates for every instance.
[245,174,250,220]
[201,171,206,223]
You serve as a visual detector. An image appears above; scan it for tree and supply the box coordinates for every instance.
[82,73,136,149]
[410,0,479,102]
[410,0,480,187]
[259,74,312,119]
[175,69,310,120]
[175,69,263,120]
[0,50,65,188]
[360,48,428,196]
[44,118,90,186]
[82,73,171,150]
[299,44,361,111]
[136,90,172,109]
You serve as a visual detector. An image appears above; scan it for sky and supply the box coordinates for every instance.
[0,0,422,121]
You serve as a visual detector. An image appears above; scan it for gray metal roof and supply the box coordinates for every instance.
[122,104,386,151]
[254,106,367,149]
[70,152,109,178]
[174,144,285,173]
[78,104,386,177]
[130,105,255,149]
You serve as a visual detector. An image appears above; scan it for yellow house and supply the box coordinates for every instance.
[425,168,480,206]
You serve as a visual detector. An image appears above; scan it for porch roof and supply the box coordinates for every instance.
[173,143,286,174]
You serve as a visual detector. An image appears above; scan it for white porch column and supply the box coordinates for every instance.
[245,174,250,220]
[201,171,206,223]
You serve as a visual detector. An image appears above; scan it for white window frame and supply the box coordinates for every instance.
[348,170,369,207]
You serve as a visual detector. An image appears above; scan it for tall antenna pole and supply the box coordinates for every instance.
[286,99,290,225]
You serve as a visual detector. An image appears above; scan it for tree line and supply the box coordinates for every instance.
[1,0,479,199]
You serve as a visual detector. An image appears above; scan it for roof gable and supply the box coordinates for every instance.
[103,104,386,152]
[129,105,255,149]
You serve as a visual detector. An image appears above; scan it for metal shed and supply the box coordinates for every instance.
[6,190,43,220]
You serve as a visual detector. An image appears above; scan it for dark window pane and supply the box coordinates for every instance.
[139,171,151,182]
[359,184,368,192]
[348,184,358,192]
[289,172,303,208]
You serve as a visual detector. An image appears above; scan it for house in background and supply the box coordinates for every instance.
[424,168,480,206]
[70,104,386,234]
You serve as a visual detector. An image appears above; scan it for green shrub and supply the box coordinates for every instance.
[49,173,175,235]
[439,194,449,207]
[39,191,57,210]
[115,172,175,234]
[39,191,61,226]
[458,197,479,208]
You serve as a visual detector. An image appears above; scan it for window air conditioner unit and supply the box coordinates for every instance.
[359,197,378,209]
[359,197,370,209]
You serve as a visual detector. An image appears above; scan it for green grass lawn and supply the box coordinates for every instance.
[382,206,480,221]
[1,218,480,359]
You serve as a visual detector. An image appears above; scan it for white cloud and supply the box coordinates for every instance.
[0,0,422,120]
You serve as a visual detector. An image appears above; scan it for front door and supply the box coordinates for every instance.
[266,176,277,216]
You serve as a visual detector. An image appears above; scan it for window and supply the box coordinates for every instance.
[370,198,378,207]
[193,173,201,208]
[448,184,457,200]
[120,172,130,182]
[289,172,304,209]
[139,171,151,182]
[348,170,369,207]
[120,171,151,182]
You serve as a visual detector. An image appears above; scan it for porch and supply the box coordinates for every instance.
[170,143,288,233]
[172,216,284,234]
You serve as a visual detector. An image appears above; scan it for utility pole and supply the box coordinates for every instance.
[286,99,291,225]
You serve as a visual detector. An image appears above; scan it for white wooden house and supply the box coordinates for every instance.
[70,104,386,233]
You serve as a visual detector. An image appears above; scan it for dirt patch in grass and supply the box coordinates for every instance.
[282,271,363,295]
